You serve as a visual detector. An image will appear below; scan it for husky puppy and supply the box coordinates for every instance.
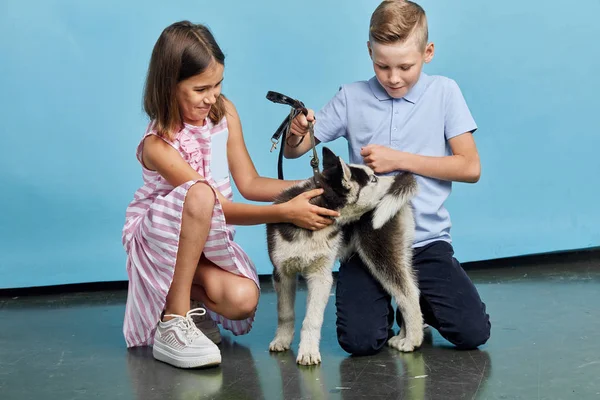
[266,147,423,365]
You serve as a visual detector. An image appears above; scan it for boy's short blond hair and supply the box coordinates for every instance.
[369,0,428,50]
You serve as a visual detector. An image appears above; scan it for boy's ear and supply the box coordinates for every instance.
[367,41,373,58]
[322,147,338,170]
[424,42,435,63]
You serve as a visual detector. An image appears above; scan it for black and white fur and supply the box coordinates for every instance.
[266,147,423,365]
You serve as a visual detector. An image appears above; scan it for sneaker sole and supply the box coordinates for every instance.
[153,343,222,369]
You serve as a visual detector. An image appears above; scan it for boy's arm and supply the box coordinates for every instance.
[361,78,480,183]
[360,132,480,183]
[284,86,349,159]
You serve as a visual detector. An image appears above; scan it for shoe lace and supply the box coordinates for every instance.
[189,301,214,325]
[163,307,207,342]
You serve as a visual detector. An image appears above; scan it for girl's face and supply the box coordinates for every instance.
[176,61,224,126]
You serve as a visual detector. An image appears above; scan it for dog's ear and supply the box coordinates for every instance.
[339,157,352,182]
[322,147,338,170]
[322,147,352,185]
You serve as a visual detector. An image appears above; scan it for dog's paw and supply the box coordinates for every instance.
[296,350,321,366]
[387,335,419,352]
[269,337,292,352]
[296,340,321,365]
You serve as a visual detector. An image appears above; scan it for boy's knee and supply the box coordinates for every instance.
[455,328,490,350]
[184,183,215,221]
[443,319,491,350]
[337,325,389,356]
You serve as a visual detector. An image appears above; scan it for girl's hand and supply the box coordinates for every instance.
[281,188,340,230]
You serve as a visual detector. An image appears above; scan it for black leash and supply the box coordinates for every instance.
[266,91,321,187]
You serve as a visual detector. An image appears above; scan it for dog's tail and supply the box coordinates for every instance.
[372,173,418,230]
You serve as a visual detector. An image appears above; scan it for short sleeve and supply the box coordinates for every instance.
[444,79,477,140]
[314,86,348,143]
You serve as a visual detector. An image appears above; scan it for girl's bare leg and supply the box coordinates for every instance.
[163,183,214,319]
[192,257,259,320]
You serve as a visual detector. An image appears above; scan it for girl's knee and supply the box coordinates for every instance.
[227,280,259,320]
[184,183,215,221]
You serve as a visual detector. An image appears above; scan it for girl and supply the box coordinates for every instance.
[121,21,339,369]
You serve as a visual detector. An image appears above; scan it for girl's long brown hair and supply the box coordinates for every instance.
[143,21,226,141]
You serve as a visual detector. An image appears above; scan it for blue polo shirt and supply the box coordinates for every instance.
[314,72,477,248]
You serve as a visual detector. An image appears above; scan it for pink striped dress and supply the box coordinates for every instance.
[121,117,259,348]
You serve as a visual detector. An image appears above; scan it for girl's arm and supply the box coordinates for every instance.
[360,132,481,183]
[142,135,339,229]
[224,99,303,202]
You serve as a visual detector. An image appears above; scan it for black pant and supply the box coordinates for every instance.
[335,241,491,355]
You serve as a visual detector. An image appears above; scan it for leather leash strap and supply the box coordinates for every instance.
[268,93,320,187]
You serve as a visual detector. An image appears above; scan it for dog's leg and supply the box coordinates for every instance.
[386,275,423,352]
[269,271,297,352]
[397,324,406,340]
[297,267,334,365]
[358,249,423,353]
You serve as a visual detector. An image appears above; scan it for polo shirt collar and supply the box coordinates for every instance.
[368,76,390,101]
[368,72,429,103]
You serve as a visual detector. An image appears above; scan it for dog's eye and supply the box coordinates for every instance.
[370,175,378,183]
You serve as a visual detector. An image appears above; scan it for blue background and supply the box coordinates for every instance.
[1,0,598,289]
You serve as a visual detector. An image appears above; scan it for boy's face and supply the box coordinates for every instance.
[368,39,434,99]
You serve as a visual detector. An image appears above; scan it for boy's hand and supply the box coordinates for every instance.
[360,144,404,174]
[290,109,315,137]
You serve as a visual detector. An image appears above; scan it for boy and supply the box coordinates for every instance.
[285,0,491,354]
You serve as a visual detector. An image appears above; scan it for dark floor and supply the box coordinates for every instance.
[1,253,599,400]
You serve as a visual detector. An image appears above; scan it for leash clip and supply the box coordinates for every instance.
[270,137,279,152]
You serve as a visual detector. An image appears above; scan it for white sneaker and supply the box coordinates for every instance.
[153,308,221,369]
[190,300,221,344]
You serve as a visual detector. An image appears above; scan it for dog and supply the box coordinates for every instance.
[266,147,423,365]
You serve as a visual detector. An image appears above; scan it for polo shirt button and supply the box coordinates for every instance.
[393,127,397,131]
